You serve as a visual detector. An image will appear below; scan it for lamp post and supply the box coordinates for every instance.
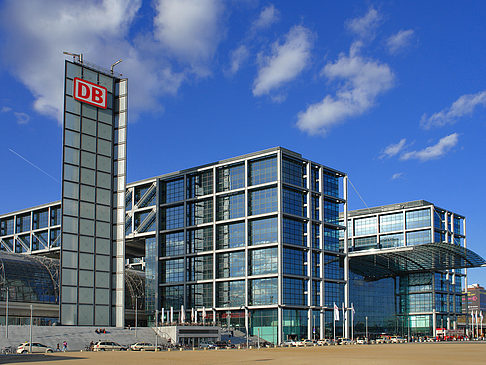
[135,296,139,337]
[4,287,8,339]
[155,310,158,351]
[29,304,33,353]
[365,316,368,342]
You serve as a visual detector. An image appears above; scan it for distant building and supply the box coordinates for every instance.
[463,284,486,312]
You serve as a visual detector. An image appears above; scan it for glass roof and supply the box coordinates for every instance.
[349,243,486,281]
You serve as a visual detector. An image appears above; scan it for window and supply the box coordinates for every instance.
[406,230,431,246]
[283,188,305,217]
[187,255,213,281]
[217,163,245,192]
[249,247,278,275]
[216,280,245,307]
[248,217,277,245]
[187,199,213,226]
[187,170,213,198]
[406,209,430,229]
[187,283,213,308]
[312,251,320,278]
[380,233,404,248]
[161,205,184,230]
[216,192,245,220]
[249,187,277,215]
[16,214,31,233]
[282,158,305,187]
[311,167,319,192]
[323,199,339,225]
[216,222,245,249]
[311,195,319,220]
[283,278,307,306]
[354,236,377,251]
[283,247,306,276]
[187,227,213,253]
[353,216,377,236]
[324,227,339,252]
[162,231,185,256]
[217,251,245,278]
[283,218,306,246]
[379,213,403,233]
[324,254,343,280]
[250,278,277,305]
[323,171,339,197]
[312,224,320,249]
[312,280,321,306]
[161,259,184,283]
[324,281,343,307]
[161,285,183,308]
[162,178,184,203]
[249,156,277,186]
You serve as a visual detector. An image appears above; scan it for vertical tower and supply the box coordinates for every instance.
[60,59,127,326]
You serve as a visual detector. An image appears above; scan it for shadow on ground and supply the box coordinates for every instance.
[0,354,84,364]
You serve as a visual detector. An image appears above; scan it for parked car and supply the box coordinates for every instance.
[199,342,216,349]
[337,338,354,345]
[17,342,53,354]
[390,336,407,344]
[130,342,161,351]
[93,341,127,351]
[282,340,297,347]
[317,339,331,346]
[356,338,368,345]
[295,339,315,347]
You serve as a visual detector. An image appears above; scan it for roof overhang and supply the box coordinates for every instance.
[349,243,486,281]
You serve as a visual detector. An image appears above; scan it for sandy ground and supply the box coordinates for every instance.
[1,343,485,365]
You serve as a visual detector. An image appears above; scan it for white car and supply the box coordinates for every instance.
[295,340,315,347]
[93,341,127,351]
[130,342,161,351]
[355,338,367,345]
[282,340,297,347]
[317,339,331,346]
[17,342,53,354]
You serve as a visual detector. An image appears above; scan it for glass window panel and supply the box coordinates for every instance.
[80,184,95,202]
[81,117,96,136]
[63,181,79,199]
[250,247,278,275]
[96,188,111,205]
[80,168,95,186]
[249,187,277,215]
[81,151,96,169]
[79,253,94,270]
[62,233,78,250]
[217,251,245,278]
[62,251,77,268]
[97,155,112,173]
[249,156,277,185]
[406,209,431,229]
[66,62,81,79]
[249,217,277,245]
[83,68,98,83]
[63,216,78,234]
[98,74,113,93]
[65,95,80,115]
[96,205,110,222]
[97,171,111,189]
[62,269,77,286]
[216,221,245,249]
[79,218,94,236]
[95,238,110,254]
[64,146,79,165]
[63,198,78,217]
[97,139,112,157]
[283,247,307,276]
[98,123,112,140]
[65,130,80,148]
[81,134,96,153]
[65,113,80,131]
[217,163,245,192]
[79,235,94,253]
[63,164,79,182]
[96,221,110,238]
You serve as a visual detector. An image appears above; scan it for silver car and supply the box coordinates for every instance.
[17,342,53,354]
[93,341,127,351]
[130,342,161,351]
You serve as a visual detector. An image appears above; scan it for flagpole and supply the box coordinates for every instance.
[333,314,336,342]
[351,304,354,341]
[342,303,345,339]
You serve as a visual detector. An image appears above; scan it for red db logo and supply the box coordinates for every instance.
[73,77,107,109]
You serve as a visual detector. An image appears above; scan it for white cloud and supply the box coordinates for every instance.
[391,172,404,180]
[228,45,250,75]
[346,8,381,40]
[1,106,12,113]
[0,0,187,122]
[253,25,313,96]
[297,43,394,135]
[420,91,486,129]
[381,138,407,158]
[14,112,30,125]
[251,4,279,32]
[154,0,224,75]
[400,133,459,161]
[386,29,414,54]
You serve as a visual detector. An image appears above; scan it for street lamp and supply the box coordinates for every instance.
[2,287,8,338]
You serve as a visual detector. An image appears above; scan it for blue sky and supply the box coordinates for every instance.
[0,1,485,283]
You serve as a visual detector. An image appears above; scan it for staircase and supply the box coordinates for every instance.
[0,326,165,351]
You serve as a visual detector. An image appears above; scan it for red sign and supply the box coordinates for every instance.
[73,77,107,109]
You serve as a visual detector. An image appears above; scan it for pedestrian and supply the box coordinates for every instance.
[62,341,67,352]
[56,343,60,352]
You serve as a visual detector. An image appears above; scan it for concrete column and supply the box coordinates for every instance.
[343,176,349,339]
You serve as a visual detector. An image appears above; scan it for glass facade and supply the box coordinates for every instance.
[60,60,127,326]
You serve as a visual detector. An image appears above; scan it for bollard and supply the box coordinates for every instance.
[168,348,171,352]
[179,348,183,351]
